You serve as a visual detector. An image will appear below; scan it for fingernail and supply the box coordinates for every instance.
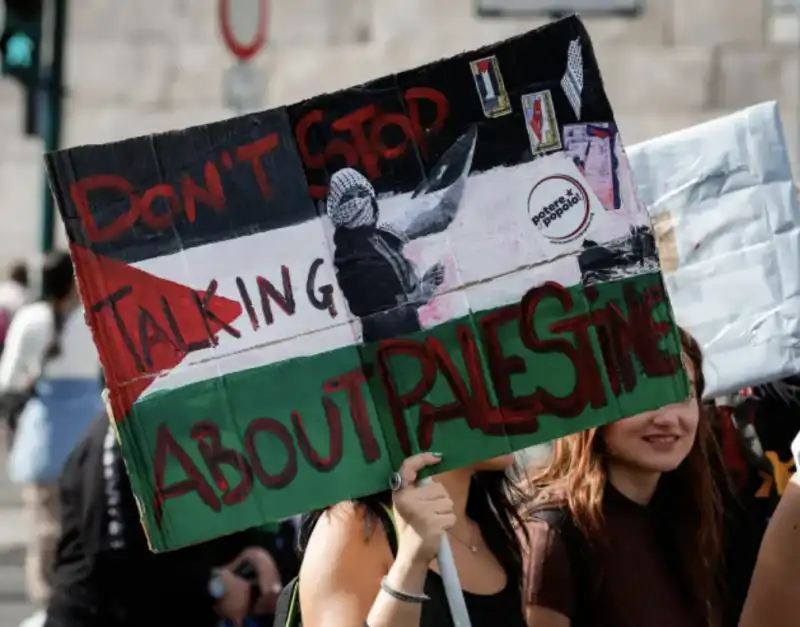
[431,452,443,458]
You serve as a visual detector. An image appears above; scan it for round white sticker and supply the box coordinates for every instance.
[527,174,592,243]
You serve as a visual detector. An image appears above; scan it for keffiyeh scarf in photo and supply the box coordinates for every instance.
[326,168,376,229]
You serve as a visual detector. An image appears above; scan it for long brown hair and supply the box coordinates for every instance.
[527,328,724,626]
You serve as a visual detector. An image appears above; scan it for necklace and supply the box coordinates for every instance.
[448,528,479,553]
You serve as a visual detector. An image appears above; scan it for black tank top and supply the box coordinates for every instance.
[420,569,525,627]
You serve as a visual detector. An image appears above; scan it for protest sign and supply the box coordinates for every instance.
[628,102,800,398]
[46,15,688,551]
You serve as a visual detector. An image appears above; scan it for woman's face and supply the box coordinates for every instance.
[603,353,699,473]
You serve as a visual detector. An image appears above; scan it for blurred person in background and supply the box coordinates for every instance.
[0,251,103,624]
[0,259,30,353]
[44,413,299,627]
[522,329,724,627]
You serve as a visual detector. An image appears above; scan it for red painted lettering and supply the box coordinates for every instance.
[70,133,278,244]
[323,368,381,462]
[333,105,381,179]
[181,162,225,223]
[525,282,606,416]
[481,304,529,411]
[152,424,220,527]
[244,418,298,489]
[291,397,344,472]
[295,87,451,198]
[70,175,138,243]
[376,339,435,456]
[137,183,181,231]
[624,283,681,377]
[191,421,254,506]
[235,133,279,198]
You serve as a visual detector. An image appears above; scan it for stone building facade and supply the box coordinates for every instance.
[0,0,794,265]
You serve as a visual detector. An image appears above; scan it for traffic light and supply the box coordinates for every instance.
[1,0,43,135]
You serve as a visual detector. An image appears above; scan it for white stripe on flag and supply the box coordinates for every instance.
[481,71,496,100]
[133,155,627,395]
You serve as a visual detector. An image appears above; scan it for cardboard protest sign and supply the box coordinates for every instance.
[628,102,800,398]
[46,16,688,551]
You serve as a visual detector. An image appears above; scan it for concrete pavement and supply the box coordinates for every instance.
[0,437,35,627]
[0,546,30,627]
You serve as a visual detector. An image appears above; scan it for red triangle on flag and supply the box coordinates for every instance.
[70,245,243,422]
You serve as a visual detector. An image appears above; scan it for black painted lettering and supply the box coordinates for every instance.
[236,277,260,331]
[138,306,178,368]
[306,258,337,318]
[193,279,241,344]
[257,266,296,326]
[92,286,144,372]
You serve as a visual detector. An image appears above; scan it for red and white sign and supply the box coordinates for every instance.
[218,0,269,61]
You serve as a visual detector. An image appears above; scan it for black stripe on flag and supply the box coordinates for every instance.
[46,108,316,264]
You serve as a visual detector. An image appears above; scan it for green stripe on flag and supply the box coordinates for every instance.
[123,272,688,551]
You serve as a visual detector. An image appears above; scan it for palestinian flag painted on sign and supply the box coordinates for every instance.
[46,16,688,551]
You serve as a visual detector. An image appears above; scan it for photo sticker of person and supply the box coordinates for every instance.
[325,127,478,343]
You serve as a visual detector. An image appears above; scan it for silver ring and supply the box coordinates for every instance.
[389,472,404,491]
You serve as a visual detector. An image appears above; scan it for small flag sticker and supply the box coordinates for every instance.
[470,56,512,118]
[521,90,562,156]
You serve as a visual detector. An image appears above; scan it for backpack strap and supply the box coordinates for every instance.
[274,574,300,627]
[530,507,593,627]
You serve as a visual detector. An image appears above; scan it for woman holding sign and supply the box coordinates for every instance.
[522,329,724,627]
[296,454,527,626]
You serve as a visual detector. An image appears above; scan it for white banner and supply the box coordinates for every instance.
[628,101,800,398]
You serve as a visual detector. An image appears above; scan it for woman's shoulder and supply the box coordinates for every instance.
[526,510,572,538]
[299,501,394,599]
[520,483,570,525]
[523,500,574,552]
[298,501,395,624]
[303,501,394,558]
[520,491,580,567]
